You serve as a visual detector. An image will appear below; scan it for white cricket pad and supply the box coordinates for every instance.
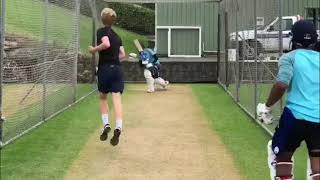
[268,140,277,180]
[267,140,295,180]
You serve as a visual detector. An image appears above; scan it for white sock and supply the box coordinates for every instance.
[115,119,122,130]
[102,114,109,127]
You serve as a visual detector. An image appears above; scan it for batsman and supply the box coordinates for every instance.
[257,20,320,180]
[133,40,169,93]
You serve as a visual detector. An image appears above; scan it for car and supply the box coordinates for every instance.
[230,15,320,59]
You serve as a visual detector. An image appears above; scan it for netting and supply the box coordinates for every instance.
[104,0,219,2]
[218,0,285,134]
[1,0,78,144]
[0,0,103,146]
[1,0,218,146]
[2,0,298,145]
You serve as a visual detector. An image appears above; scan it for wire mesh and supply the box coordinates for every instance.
[103,0,220,2]
[0,0,218,147]
[0,0,99,146]
[255,0,283,131]
[3,0,47,144]
[218,0,284,134]
[0,0,5,143]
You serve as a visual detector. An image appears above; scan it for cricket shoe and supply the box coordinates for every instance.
[100,124,111,141]
[162,81,169,89]
[110,129,121,146]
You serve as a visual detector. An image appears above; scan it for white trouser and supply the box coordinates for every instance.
[144,69,167,92]
[144,69,155,92]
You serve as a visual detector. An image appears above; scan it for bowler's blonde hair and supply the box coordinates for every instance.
[101,8,117,26]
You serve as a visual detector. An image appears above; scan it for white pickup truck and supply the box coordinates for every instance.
[230,15,320,59]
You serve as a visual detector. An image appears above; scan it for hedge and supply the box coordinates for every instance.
[48,0,155,35]
[107,3,155,35]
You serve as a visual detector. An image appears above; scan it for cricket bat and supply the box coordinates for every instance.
[134,39,143,52]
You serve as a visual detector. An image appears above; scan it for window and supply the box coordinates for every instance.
[282,19,293,31]
[273,19,293,31]
[306,8,320,30]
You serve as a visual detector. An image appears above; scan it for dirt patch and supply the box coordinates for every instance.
[64,84,242,180]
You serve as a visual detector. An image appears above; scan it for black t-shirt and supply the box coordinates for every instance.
[97,27,122,66]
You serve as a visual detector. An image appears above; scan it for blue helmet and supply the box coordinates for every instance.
[291,20,318,49]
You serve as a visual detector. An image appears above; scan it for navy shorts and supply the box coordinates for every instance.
[272,107,320,157]
[97,64,124,94]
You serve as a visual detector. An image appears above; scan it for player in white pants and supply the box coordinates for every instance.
[139,48,169,93]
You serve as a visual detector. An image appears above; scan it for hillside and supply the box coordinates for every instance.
[5,0,148,54]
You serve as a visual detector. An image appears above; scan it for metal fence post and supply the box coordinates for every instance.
[278,0,283,56]
[224,11,229,88]
[90,0,97,84]
[217,13,221,82]
[235,4,240,102]
[0,0,5,146]
[254,0,258,119]
[73,0,80,102]
[42,0,49,120]
[278,0,284,112]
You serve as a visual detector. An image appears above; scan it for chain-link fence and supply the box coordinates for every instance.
[0,0,98,146]
[0,0,223,147]
[218,0,286,135]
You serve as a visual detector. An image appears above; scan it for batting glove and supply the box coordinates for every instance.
[257,103,274,124]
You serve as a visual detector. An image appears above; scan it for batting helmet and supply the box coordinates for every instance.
[291,20,318,49]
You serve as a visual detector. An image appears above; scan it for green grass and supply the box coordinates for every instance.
[1,84,309,180]
[192,84,308,180]
[0,94,100,180]
[227,83,285,132]
[0,85,131,180]
[2,84,95,144]
[76,84,96,100]
[6,0,148,54]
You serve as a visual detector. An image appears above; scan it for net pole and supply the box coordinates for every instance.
[91,0,97,83]
[278,0,283,56]
[0,0,5,146]
[42,0,49,120]
[278,0,284,112]
[224,11,229,88]
[73,0,80,102]
[254,0,258,119]
[217,13,221,81]
[235,3,239,102]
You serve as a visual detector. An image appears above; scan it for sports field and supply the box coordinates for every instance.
[3,0,149,145]
[3,84,65,117]
[1,83,95,143]
[227,83,285,131]
[0,84,309,180]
